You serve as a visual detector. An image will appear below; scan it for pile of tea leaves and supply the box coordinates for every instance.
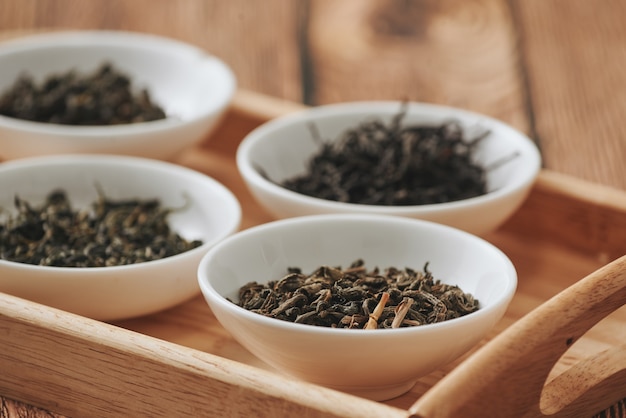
[0,189,202,267]
[0,62,166,125]
[235,259,479,329]
[279,107,490,205]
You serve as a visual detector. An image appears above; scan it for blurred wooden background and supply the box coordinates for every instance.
[1,0,625,192]
[0,1,625,417]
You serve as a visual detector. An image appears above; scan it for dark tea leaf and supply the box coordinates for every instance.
[234,259,479,329]
[279,106,490,205]
[0,63,166,125]
[0,189,202,267]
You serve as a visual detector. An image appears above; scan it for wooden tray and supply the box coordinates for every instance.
[1,90,625,418]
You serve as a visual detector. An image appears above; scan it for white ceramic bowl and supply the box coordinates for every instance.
[0,30,236,160]
[0,155,241,321]
[237,102,541,236]
[198,214,517,401]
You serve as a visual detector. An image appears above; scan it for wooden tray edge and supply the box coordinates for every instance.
[0,291,407,418]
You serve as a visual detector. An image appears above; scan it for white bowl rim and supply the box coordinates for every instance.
[0,30,236,137]
[0,153,242,274]
[198,213,518,337]
[237,101,542,215]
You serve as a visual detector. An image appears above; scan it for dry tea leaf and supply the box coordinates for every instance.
[0,189,202,267]
[0,63,166,125]
[279,105,490,206]
[235,259,479,329]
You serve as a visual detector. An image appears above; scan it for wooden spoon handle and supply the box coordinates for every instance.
[409,254,626,418]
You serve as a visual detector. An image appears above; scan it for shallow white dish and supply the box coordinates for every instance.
[0,30,236,160]
[0,154,241,321]
[198,214,517,401]
[236,101,541,236]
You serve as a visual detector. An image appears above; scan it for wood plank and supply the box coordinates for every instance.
[0,0,304,102]
[512,0,626,190]
[2,0,625,192]
[306,0,530,133]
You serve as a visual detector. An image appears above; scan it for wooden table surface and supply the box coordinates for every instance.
[2,0,625,192]
[0,1,624,417]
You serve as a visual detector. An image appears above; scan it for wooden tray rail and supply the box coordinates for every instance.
[411,255,626,418]
[1,90,625,417]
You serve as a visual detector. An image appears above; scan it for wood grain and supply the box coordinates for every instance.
[512,0,626,190]
[307,0,529,132]
[0,0,304,102]
[1,292,410,418]
[503,170,626,263]
[1,0,625,191]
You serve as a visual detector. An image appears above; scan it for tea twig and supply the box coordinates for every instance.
[365,292,390,330]
[391,297,414,328]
